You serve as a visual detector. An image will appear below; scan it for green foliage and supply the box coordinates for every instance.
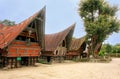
[79,0,103,20]
[0,19,15,26]
[78,0,120,43]
[38,59,46,64]
[105,44,112,53]
[99,51,105,57]
[78,0,120,57]
[101,43,120,54]
[101,44,112,53]
[112,44,120,53]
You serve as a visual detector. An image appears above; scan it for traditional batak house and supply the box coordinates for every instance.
[41,24,75,63]
[66,36,87,60]
[0,7,45,68]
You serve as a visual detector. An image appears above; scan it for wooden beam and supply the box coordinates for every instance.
[36,17,43,21]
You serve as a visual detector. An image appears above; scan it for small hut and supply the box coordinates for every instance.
[41,24,75,63]
[0,7,45,68]
[66,36,86,60]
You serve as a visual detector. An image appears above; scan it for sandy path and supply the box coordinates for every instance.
[0,58,120,79]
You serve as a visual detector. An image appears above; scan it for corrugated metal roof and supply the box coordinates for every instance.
[69,36,86,51]
[0,7,45,49]
[45,24,75,51]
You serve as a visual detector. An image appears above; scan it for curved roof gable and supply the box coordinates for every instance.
[45,24,75,51]
[69,36,86,51]
[0,7,45,49]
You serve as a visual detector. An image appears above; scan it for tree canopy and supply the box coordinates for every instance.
[78,0,120,57]
[101,43,120,53]
[0,19,15,26]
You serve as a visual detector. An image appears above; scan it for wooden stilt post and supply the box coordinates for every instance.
[9,58,12,69]
[26,57,28,66]
[1,57,3,67]
[28,57,30,66]
[4,57,7,67]
[3,57,5,67]
[34,57,38,65]
[33,57,35,66]
[31,57,32,66]
[7,58,11,69]
[12,58,16,68]
[32,57,34,66]
[11,58,13,69]
[16,60,21,68]
[16,57,21,68]
[30,57,31,65]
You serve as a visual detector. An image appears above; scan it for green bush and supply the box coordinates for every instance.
[109,53,120,57]
[99,51,105,57]
[37,59,46,64]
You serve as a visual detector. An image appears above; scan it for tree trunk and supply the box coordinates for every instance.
[89,35,102,58]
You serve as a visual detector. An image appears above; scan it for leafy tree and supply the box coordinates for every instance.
[101,44,112,53]
[99,51,105,57]
[101,43,120,54]
[78,0,120,58]
[105,44,112,53]
[112,44,120,53]
[0,19,15,26]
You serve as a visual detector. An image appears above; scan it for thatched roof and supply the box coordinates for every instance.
[69,36,86,51]
[45,24,75,51]
[0,7,46,49]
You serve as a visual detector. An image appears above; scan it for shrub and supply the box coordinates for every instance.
[99,51,105,57]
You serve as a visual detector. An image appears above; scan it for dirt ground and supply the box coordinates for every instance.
[0,58,120,79]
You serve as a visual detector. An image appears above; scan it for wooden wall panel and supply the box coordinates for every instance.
[2,41,41,57]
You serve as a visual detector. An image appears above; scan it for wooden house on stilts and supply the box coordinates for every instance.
[66,36,87,60]
[41,24,75,63]
[67,36,102,59]
[0,7,45,68]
